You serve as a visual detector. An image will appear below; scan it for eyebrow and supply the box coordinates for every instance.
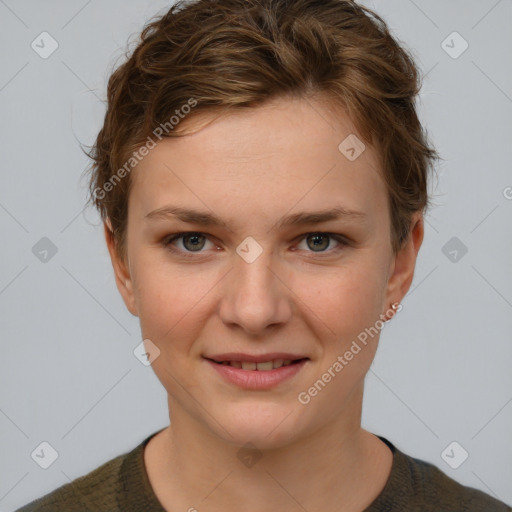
[144,205,368,230]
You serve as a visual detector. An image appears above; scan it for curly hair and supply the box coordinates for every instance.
[83,0,440,262]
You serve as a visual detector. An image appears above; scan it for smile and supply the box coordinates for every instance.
[204,357,309,390]
[209,358,306,370]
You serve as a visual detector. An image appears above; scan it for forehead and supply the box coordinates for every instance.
[130,96,387,222]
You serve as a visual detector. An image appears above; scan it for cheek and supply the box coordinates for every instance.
[133,263,212,387]
[297,257,386,336]
[132,257,210,342]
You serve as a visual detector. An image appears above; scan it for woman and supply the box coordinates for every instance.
[16,0,511,510]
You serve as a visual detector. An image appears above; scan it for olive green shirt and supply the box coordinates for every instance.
[16,431,512,511]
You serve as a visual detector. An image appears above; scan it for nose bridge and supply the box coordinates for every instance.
[219,238,290,334]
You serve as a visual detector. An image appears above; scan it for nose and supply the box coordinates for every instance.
[218,246,292,336]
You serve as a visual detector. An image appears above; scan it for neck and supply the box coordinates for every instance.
[145,382,393,512]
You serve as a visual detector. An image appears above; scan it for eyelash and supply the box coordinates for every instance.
[161,231,349,258]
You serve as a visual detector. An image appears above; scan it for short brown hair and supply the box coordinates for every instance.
[84,0,440,262]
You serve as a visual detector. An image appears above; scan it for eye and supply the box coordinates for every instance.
[162,231,347,257]
[163,232,216,254]
[294,233,347,254]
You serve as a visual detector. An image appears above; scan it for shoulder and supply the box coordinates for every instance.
[387,441,511,511]
[14,446,132,512]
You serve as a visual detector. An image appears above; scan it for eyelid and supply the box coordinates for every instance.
[162,231,348,257]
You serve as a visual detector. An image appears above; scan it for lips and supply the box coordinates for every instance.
[205,356,309,389]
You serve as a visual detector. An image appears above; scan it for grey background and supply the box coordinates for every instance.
[1,0,511,510]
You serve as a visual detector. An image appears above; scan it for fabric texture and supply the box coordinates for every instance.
[15,430,512,511]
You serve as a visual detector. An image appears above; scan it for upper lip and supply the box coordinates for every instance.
[204,352,309,363]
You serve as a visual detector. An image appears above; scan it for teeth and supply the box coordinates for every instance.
[218,358,301,370]
[256,361,273,371]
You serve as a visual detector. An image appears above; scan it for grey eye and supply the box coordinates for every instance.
[181,233,207,251]
[305,233,331,252]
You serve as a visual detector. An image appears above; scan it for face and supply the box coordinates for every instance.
[106,95,423,449]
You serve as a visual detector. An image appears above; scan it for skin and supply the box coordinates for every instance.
[104,95,424,511]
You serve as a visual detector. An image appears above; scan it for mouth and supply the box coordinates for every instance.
[205,357,309,371]
[204,355,310,390]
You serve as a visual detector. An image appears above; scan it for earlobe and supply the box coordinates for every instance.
[103,221,139,317]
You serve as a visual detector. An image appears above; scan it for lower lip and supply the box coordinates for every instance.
[205,358,308,390]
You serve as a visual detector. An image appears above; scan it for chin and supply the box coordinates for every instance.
[212,402,305,450]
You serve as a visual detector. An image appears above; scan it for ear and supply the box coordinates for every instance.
[384,212,424,312]
[104,219,139,317]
